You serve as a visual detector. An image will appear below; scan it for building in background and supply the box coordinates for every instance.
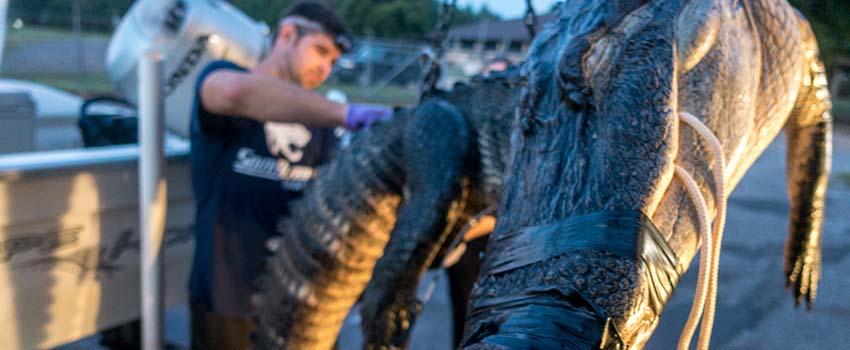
[440,13,555,86]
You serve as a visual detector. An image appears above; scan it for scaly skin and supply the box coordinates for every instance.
[462,0,831,349]
[253,71,521,350]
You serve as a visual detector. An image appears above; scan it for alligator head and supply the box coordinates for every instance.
[459,3,684,349]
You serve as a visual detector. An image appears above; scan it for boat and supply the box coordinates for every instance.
[0,1,266,348]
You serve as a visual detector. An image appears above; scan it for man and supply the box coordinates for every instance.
[480,56,511,77]
[444,57,512,348]
[188,2,391,349]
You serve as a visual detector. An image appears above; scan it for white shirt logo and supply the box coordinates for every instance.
[230,123,317,191]
[264,122,312,163]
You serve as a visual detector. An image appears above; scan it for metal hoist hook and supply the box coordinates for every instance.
[524,0,539,40]
[418,0,457,103]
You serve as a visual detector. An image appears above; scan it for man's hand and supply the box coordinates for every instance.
[346,104,393,131]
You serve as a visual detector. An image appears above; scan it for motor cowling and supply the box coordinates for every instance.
[106,0,269,137]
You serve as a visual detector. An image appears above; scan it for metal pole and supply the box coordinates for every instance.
[0,0,8,71]
[139,51,166,350]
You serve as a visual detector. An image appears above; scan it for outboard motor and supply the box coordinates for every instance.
[106,0,269,137]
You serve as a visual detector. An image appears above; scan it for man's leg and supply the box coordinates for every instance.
[99,319,141,350]
[190,298,255,350]
[446,236,487,348]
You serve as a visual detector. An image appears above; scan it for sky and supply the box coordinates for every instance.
[455,0,561,19]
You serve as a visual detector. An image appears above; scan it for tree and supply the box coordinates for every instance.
[788,0,850,72]
[453,4,500,26]
[230,0,501,40]
[229,0,294,29]
[328,0,439,39]
[10,0,504,40]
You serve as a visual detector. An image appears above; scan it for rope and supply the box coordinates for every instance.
[442,205,498,268]
[524,0,539,40]
[674,166,713,350]
[418,0,457,102]
[418,205,498,304]
[675,111,728,350]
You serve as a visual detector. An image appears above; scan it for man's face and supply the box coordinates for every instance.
[482,61,509,77]
[280,28,341,90]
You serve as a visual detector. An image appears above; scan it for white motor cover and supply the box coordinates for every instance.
[106,0,269,137]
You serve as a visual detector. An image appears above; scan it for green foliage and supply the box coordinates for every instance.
[231,0,294,29]
[326,0,439,39]
[788,0,850,70]
[10,0,502,39]
[319,1,502,39]
[227,0,503,40]
[453,4,501,26]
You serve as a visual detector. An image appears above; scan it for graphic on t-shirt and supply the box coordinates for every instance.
[232,148,316,189]
[229,122,317,190]
[264,122,312,163]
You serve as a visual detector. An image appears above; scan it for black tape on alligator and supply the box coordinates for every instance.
[462,211,681,349]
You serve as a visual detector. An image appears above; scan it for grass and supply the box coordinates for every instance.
[4,26,108,50]
[2,72,114,96]
[3,75,417,106]
[3,26,113,96]
[318,82,420,107]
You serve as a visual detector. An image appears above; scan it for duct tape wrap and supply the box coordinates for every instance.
[465,210,682,349]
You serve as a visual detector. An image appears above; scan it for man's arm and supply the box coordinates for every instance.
[200,69,348,127]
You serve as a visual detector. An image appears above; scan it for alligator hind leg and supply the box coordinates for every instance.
[783,29,832,308]
[360,99,472,349]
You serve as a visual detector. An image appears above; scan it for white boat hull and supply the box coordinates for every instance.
[0,143,194,350]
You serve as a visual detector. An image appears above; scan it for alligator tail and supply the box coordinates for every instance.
[253,117,407,350]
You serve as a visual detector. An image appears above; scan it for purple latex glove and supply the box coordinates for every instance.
[345,104,393,131]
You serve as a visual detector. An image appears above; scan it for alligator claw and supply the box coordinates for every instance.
[784,243,820,309]
[361,289,423,350]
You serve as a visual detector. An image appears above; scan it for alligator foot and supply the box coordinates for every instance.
[361,287,423,350]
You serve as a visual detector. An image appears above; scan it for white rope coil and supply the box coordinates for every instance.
[676,111,728,350]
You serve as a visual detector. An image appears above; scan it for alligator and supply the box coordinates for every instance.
[460,0,832,349]
[252,70,522,350]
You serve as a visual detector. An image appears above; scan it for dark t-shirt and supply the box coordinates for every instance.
[188,60,337,315]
